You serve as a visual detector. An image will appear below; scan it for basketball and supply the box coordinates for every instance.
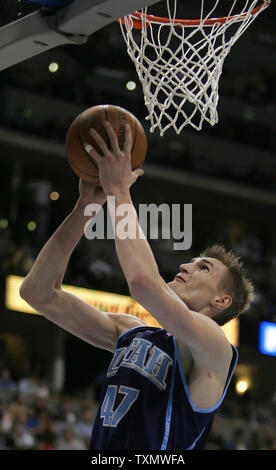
[65,104,147,185]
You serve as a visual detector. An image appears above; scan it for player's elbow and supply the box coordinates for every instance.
[20,280,33,302]
[19,279,53,307]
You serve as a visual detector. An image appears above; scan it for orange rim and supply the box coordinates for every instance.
[119,0,270,28]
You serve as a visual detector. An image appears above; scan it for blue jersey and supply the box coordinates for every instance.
[89,326,238,450]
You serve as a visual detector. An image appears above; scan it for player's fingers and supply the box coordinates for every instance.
[84,143,101,163]
[123,123,132,155]
[89,128,110,156]
[103,121,121,154]
[132,168,144,180]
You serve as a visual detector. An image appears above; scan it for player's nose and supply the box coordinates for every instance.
[179,263,194,274]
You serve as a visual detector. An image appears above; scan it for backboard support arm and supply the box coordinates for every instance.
[0,0,160,71]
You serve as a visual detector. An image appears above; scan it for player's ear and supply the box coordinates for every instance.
[211,294,232,310]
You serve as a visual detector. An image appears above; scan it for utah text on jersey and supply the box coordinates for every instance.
[107,337,174,390]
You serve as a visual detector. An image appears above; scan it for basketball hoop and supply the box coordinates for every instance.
[119,0,270,135]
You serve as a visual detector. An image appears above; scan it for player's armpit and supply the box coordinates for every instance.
[129,276,231,361]
[21,288,147,353]
[108,311,147,350]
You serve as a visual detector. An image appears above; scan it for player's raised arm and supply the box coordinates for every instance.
[19,180,112,351]
[86,122,233,359]
[20,178,146,352]
[20,179,106,302]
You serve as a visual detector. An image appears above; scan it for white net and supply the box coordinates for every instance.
[119,0,270,135]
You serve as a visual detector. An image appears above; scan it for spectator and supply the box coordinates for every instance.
[0,368,17,391]
[75,405,94,446]
[18,373,50,399]
[34,433,56,450]
[261,436,276,450]
[56,427,86,450]
[18,374,40,396]
[5,421,35,450]
[33,410,57,449]
[24,405,40,433]
[5,393,28,429]
[35,377,50,400]
[229,428,248,450]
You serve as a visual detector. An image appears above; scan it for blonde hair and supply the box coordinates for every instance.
[200,244,254,326]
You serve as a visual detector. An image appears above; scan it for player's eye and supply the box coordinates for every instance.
[199,264,209,272]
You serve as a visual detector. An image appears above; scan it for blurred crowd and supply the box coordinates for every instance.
[0,364,275,450]
[0,335,95,450]
[206,395,276,450]
[0,381,95,450]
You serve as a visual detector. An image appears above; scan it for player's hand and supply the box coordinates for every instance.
[77,178,106,206]
[84,122,144,196]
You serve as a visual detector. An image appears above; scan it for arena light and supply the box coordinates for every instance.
[49,62,59,73]
[5,275,159,325]
[126,81,137,91]
[27,221,36,231]
[23,108,32,118]
[235,379,250,395]
[259,321,276,356]
[5,275,239,345]
[50,191,59,201]
[0,218,8,229]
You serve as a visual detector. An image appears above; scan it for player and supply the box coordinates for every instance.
[20,122,254,450]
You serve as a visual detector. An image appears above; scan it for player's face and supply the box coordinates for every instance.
[168,257,228,313]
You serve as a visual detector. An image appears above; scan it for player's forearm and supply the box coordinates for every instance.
[108,189,160,287]
[20,195,105,304]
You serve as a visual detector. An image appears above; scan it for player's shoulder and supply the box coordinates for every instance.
[107,312,148,342]
[180,310,234,365]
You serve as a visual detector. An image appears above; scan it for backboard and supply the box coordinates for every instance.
[0,0,161,71]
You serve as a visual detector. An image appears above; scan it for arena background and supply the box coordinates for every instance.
[0,0,275,450]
